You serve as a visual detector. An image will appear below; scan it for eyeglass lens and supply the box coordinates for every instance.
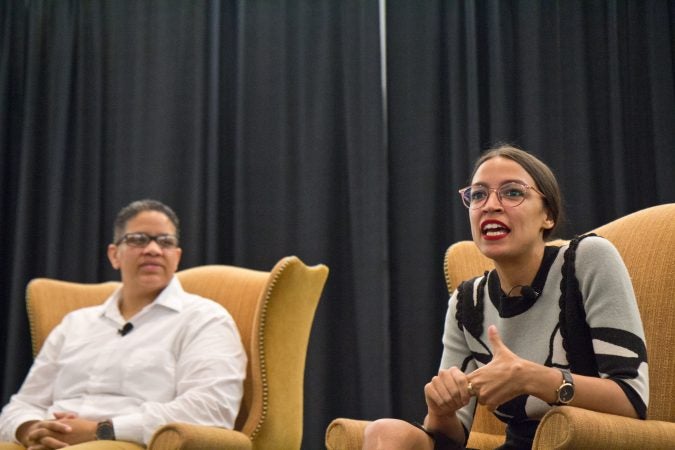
[462,182,528,208]
[119,233,179,248]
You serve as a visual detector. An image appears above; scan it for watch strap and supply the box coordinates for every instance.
[560,368,573,385]
[96,420,116,441]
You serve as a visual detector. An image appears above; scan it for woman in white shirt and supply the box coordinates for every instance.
[0,199,247,449]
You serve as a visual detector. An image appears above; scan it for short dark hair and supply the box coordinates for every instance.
[112,199,180,243]
[470,144,564,240]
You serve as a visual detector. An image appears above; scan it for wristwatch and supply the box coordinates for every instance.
[96,420,116,441]
[555,368,575,405]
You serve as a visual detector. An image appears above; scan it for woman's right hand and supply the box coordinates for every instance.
[424,366,473,419]
[17,412,79,450]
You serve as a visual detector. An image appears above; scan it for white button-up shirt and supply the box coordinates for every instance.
[0,277,247,444]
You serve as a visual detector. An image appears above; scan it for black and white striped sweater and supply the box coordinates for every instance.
[441,236,648,448]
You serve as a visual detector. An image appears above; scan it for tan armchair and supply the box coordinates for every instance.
[326,204,675,449]
[3,256,328,450]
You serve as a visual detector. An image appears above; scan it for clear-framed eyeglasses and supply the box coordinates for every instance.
[458,181,546,209]
[115,232,179,249]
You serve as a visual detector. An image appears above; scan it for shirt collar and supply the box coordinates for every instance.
[101,276,185,321]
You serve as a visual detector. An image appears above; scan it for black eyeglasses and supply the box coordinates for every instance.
[115,233,179,249]
[458,181,546,209]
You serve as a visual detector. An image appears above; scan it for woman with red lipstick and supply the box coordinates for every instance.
[362,145,648,450]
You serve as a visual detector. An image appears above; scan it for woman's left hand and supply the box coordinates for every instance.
[466,325,529,411]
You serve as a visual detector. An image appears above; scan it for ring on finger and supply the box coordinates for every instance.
[467,382,476,396]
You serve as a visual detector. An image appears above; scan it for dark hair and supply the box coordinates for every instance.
[470,144,563,240]
[112,199,180,243]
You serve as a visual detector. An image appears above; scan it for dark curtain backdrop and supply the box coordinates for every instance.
[385,0,675,422]
[1,1,673,448]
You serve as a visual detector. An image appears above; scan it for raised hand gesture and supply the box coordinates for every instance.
[467,325,528,411]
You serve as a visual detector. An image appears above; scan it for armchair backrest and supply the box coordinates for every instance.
[26,256,329,449]
[443,204,675,433]
[590,204,675,422]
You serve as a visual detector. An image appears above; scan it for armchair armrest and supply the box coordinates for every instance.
[148,423,252,450]
[325,418,371,450]
[533,406,675,449]
[325,417,506,450]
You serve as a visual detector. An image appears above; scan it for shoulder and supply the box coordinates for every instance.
[568,235,623,265]
[42,304,105,349]
[61,303,105,323]
[174,293,241,343]
[165,277,233,317]
[181,292,234,317]
[459,273,488,290]
[453,273,488,302]
[564,235,633,295]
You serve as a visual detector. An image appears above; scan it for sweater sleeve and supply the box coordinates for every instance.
[575,237,649,419]
[439,288,479,434]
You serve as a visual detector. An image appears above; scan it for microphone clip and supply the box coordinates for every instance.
[118,322,134,336]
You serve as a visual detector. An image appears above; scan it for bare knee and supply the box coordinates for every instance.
[362,419,432,450]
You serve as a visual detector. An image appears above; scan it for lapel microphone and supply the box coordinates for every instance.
[521,285,540,301]
[118,322,134,336]
[504,285,541,301]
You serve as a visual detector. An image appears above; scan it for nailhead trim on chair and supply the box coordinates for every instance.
[443,250,454,295]
[26,282,38,357]
[249,256,293,441]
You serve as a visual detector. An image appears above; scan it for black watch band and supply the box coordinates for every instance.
[96,420,116,441]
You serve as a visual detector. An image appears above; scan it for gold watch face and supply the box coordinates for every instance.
[558,384,574,403]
